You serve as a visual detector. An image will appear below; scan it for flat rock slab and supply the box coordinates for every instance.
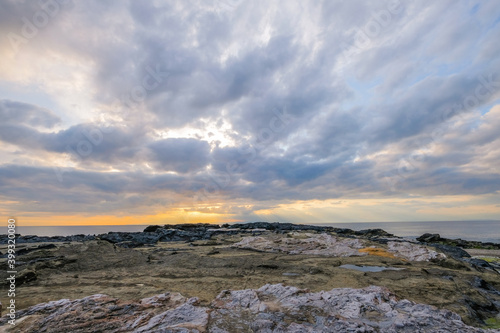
[232,233,366,257]
[387,241,446,261]
[231,234,446,262]
[1,284,497,333]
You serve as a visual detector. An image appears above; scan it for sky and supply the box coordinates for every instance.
[1,0,500,226]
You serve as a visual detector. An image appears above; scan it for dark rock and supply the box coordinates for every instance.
[464,258,497,272]
[0,234,95,244]
[471,276,490,289]
[1,223,399,246]
[162,223,220,230]
[17,270,37,286]
[32,257,77,270]
[432,244,471,260]
[437,259,471,271]
[227,222,336,233]
[355,228,395,238]
[418,233,500,250]
[421,268,457,277]
[464,296,500,327]
[308,267,324,274]
[417,233,442,243]
[257,264,279,269]
[114,241,146,248]
[206,249,220,255]
[470,277,500,295]
[16,244,57,256]
[333,228,356,235]
[141,223,403,244]
[98,232,160,245]
[143,225,162,232]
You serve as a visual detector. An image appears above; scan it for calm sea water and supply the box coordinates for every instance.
[9,220,500,243]
[320,220,500,243]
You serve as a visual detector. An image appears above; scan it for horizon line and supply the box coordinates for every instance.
[11,219,500,227]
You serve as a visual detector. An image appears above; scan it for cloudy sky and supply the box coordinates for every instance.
[1,0,500,226]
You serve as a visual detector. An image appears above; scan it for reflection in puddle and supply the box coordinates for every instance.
[339,264,404,272]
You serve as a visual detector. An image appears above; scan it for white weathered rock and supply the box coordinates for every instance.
[2,284,498,332]
[232,233,367,257]
[208,284,497,332]
[387,241,447,261]
[0,292,209,333]
[231,234,446,262]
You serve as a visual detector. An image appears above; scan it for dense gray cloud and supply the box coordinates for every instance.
[148,138,211,173]
[0,0,499,221]
[0,99,60,127]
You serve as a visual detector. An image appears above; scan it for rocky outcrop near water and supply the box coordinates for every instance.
[416,233,500,273]
[231,233,446,262]
[1,284,498,332]
[417,233,500,250]
[0,234,96,244]
[1,223,499,330]
[0,222,397,246]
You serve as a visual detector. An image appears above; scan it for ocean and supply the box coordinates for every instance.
[8,220,500,243]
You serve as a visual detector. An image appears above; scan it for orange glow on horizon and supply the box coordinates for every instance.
[7,194,500,226]
[11,211,242,226]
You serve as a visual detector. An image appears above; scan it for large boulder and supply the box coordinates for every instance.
[417,233,441,243]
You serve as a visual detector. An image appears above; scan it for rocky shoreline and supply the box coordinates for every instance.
[0,222,499,332]
[0,222,399,246]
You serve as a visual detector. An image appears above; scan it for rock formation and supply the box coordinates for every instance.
[1,284,498,332]
[231,234,446,262]
[231,233,366,257]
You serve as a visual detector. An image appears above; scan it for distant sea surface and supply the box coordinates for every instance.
[9,220,500,244]
[319,220,500,243]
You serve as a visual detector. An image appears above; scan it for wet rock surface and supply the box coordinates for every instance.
[0,223,499,330]
[1,284,499,332]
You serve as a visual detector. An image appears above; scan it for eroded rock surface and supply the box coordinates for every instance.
[0,292,209,333]
[1,284,498,333]
[387,241,446,261]
[231,233,367,257]
[209,284,499,332]
[231,234,446,262]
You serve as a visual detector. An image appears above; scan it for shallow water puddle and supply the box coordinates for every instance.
[339,264,404,272]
